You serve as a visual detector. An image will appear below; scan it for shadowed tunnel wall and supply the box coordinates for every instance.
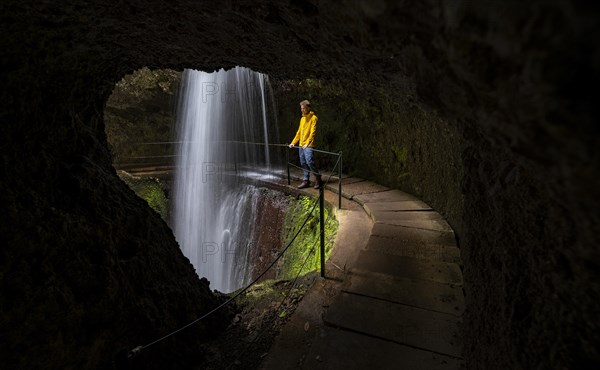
[0,0,598,369]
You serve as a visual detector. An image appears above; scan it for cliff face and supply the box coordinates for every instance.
[1,0,598,369]
[105,68,181,167]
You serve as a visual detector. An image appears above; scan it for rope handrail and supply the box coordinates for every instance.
[120,140,341,156]
[121,154,181,159]
[124,155,341,362]
[241,237,320,360]
[125,140,289,147]
[117,141,343,207]
[127,195,319,359]
[115,142,343,208]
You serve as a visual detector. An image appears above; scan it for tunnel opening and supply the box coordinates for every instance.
[3,2,597,368]
[103,65,338,288]
[102,66,339,368]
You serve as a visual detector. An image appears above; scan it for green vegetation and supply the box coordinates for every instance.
[104,68,181,166]
[118,171,169,221]
[278,195,338,279]
[391,145,407,163]
[386,144,410,180]
[231,274,314,316]
[225,192,338,321]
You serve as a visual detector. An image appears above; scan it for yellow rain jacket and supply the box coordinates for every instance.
[291,111,318,147]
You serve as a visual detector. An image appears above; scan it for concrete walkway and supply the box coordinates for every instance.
[261,170,465,370]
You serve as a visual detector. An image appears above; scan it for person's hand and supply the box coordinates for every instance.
[288,143,294,148]
[302,145,308,150]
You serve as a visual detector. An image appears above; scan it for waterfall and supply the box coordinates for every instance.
[172,67,279,293]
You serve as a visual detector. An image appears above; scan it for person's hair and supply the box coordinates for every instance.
[299,100,311,108]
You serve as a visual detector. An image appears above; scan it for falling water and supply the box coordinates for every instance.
[172,67,279,293]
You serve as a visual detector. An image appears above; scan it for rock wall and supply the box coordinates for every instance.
[273,80,465,236]
[1,0,597,369]
[105,68,181,167]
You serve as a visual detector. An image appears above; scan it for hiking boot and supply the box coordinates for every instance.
[313,176,323,189]
[297,180,310,189]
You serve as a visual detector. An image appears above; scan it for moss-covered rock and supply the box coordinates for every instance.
[104,68,181,167]
[278,195,338,280]
[117,171,169,222]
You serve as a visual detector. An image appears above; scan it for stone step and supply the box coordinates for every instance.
[370,223,456,247]
[368,209,446,224]
[324,292,463,358]
[319,170,350,179]
[364,200,433,214]
[351,250,463,286]
[353,189,419,204]
[323,176,365,185]
[302,326,464,370]
[341,274,464,316]
[366,237,462,264]
[366,223,460,264]
[325,181,389,198]
[375,218,453,233]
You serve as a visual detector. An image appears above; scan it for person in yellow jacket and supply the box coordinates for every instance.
[289,100,322,189]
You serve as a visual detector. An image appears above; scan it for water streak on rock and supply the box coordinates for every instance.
[172,67,278,292]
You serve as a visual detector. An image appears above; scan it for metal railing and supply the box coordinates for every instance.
[115,141,344,278]
[285,145,342,209]
[115,141,344,209]
[116,140,344,365]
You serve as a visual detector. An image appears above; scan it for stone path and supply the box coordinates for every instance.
[260,170,465,369]
[120,165,465,368]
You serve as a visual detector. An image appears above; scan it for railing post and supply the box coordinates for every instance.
[286,146,291,185]
[319,185,325,278]
[338,151,343,209]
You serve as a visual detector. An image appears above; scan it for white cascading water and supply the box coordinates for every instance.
[172,67,279,293]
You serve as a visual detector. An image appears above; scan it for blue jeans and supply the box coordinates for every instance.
[299,147,320,181]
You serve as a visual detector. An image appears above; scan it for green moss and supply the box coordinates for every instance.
[118,172,169,221]
[223,192,337,319]
[232,276,305,307]
[391,145,407,163]
[104,68,181,165]
[228,272,316,321]
[278,196,338,279]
